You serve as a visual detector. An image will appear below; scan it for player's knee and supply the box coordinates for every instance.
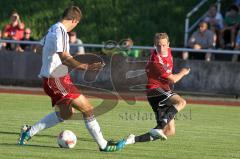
[56,105,74,120]
[177,99,186,110]
[82,106,94,117]
[60,110,73,120]
[181,99,187,108]
[55,112,64,122]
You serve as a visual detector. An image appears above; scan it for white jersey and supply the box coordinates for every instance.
[39,22,69,78]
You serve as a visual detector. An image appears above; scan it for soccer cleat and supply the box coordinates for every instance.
[100,139,126,152]
[18,125,31,145]
[149,129,167,140]
[125,134,135,145]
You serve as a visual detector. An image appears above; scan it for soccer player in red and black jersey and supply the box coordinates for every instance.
[126,33,190,144]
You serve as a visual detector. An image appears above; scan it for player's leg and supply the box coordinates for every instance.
[70,94,93,117]
[163,119,175,136]
[126,124,163,144]
[166,94,186,112]
[127,112,176,145]
[126,93,186,145]
[70,95,125,151]
[18,77,76,145]
[153,94,186,131]
[30,108,66,137]
[55,104,75,119]
[126,90,170,145]
[147,88,173,140]
[126,117,176,145]
[18,109,64,145]
[19,89,73,144]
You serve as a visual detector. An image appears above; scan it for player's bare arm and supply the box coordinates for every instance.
[167,67,190,83]
[58,51,104,71]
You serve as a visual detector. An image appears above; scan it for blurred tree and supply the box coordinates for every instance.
[0,0,231,47]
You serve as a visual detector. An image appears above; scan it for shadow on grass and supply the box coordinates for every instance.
[0,142,59,149]
[0,130,94,142]
[0,142,98,152]
[0,131,117,152]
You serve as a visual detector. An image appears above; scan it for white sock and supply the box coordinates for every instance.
[85,116,108,150]
[29,112,63,137]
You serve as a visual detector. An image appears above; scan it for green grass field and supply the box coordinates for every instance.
[0,93,240,159]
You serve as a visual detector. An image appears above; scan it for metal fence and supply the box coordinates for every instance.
[0,39,240,55]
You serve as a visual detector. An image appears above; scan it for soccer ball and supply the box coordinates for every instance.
[57,130,77,148]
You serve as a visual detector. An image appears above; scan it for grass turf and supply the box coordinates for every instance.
[0,93,239,159]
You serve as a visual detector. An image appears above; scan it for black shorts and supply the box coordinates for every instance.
[147,88,175,124]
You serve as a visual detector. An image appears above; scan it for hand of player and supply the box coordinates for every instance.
[181,68,190,76]
[87,62,105,71]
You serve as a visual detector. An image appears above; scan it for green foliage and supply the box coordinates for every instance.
[0,0,231,46]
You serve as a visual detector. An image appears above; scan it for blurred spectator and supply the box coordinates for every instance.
[121,38,133,49]
[126,49,141,58]
[204,4,224,30]
[235,0,240,6]
[220,4,240,49]
[235,30,240,49]
[0,31,6,50]
[101,40,118,56]
[69,31,85,55]
[101,38,140,58]
[183,21,215,61]
[16,28,36,53]
[232,30,240,62]
[3,11,25,50]
[119,38,140,58]
[204,4,224,48]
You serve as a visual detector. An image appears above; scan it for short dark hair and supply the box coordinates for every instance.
[10,10,18,17]
[229,4,239,13]
[199,21,208,27]
[69,31,77,36]
[62,6,82,21]
[210,4,217,10]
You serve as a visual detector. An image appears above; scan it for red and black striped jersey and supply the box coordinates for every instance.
[146,48,173,91]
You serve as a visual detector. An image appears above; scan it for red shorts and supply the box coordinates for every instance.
[43,74,81,107]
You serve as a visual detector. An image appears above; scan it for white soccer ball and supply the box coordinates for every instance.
[57,130,77,148]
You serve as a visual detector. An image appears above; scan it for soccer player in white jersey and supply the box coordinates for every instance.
[18,6,125,152]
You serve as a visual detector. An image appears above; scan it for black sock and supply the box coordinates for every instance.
[135,133,152,142]
[155,105,178,129]
[135,133,160,142]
